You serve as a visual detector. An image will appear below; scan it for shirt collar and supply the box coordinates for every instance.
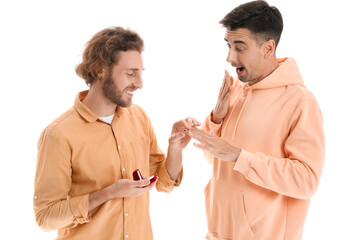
[74,90,127,123]
[74,91,98,122]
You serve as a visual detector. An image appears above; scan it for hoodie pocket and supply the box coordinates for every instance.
[204,180,254,240]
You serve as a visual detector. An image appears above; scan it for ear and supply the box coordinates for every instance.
[263,39,276,58]
[97,68,106,81]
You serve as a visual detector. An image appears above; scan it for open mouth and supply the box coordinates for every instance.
[125,90,135,96]
[236,67,245,75]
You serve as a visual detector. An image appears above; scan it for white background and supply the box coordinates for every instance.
[1,0,359,239]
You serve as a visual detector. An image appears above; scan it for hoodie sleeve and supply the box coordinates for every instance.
[233,99,325,200]
[203,110,223,136]
[202,111,224,163]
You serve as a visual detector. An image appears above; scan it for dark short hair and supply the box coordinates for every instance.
[76,27,144,85]
[220,0,283,47]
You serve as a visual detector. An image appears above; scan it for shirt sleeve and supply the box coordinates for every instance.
[33,130,90,231]
[233,99,325,200]
[146,118,183,192]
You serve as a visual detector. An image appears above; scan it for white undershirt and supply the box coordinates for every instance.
[99,114,114,124]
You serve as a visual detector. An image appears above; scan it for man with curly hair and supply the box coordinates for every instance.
[33,27,200,240]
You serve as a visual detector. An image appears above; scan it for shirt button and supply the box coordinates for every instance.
[122,168,126,172]
[33,195,38,200]
[125,213,128,217]
[125,234,129,238]
[118,145,121,150]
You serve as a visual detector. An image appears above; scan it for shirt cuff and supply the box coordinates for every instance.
[156,163,183,192]
[69,194,91,224]
[233,149,252,176]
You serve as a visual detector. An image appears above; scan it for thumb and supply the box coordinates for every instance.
[134,178,150,187]
[169,132,185,142]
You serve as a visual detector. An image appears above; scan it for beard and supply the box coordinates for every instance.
[237,74,252,83]
[102,76,132,108]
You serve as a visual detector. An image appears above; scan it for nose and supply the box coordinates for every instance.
[134,75,143,89]
[226,48,237,63]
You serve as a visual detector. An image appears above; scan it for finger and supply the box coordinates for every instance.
[219,71,231,100]
[219,81,233,106]
[219,71,227,93]
[219,78,228,99]
[225,76,234,94]
[190,117,202,127]
[185,117,202,128]
[133,178,150,188]
[169,132,186,142]
[223,71,232,92]
[177,119,190,129]
[193,141,209,151]
[172,120,189,135]
[190,128,213,138]
[185,117,193,128]
[229,75,234,86]
[223,88,232,102]
[194,119,202,127]
[143,177,158,190]
[188,129,211,143]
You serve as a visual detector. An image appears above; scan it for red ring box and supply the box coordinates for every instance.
[133,169,157,187]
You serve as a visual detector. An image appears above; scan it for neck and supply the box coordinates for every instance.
[249,57,279,86]
[82,87,117,117]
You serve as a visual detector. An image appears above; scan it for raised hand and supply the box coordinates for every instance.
[212,70,234,124]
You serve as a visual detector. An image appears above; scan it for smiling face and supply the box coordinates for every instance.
[102,50,144,108]
[225,28,274,85]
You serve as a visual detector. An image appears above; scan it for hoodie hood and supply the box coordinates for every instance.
[244,57,305,91]
[226,57,306,140]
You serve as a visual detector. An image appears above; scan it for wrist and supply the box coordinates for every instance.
[103,183,117,200]
[230,148,241,162]
[168,144,183,155]
[89,186,112,212]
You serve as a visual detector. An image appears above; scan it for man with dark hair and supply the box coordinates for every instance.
[33,27,200,240]
[189,1,325,239]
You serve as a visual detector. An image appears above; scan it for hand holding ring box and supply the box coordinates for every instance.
[132,169,157,187]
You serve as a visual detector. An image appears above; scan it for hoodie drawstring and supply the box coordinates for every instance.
[232,88,252,140]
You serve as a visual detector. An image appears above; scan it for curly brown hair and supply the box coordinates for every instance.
[75,27,144,86]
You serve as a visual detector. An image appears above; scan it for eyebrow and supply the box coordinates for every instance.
[224,38,247,45]
[127,68,145,71]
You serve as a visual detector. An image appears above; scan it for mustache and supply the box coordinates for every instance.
[231,63,243,68]
[126,86,138,91]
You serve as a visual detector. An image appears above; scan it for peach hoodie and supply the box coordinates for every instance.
[203,58,325,240]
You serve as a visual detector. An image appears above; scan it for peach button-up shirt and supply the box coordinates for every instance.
[33,91,182,240]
